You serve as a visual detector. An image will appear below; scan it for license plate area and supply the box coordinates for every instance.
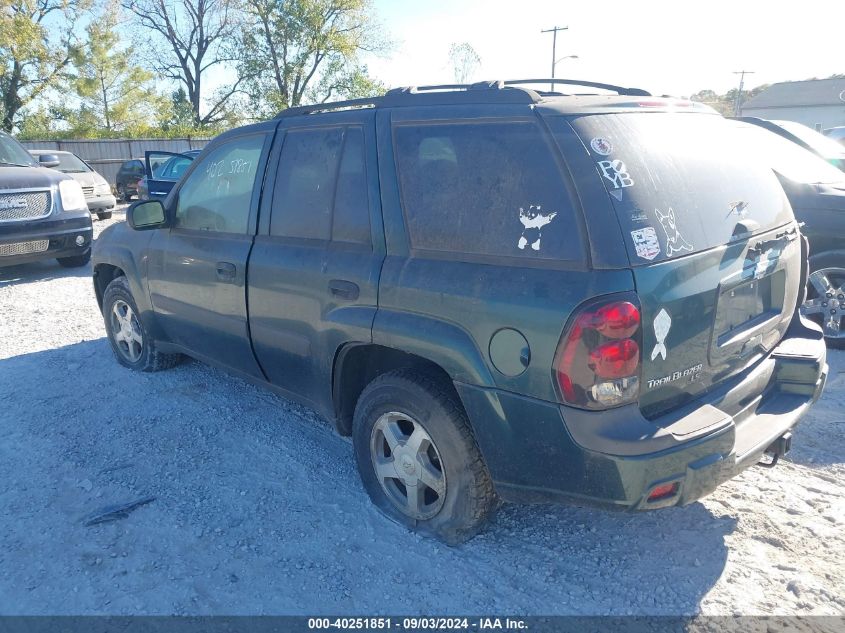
[715,270,785,348]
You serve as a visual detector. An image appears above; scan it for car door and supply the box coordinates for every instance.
[248,111,385,411]
[146,131,273,378]
[144,151,194,199]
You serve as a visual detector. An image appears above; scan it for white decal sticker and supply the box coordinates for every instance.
[655,207,693,256]
[630,210,648,223]
[590,137,613,155]
[631,227,661,261]
[517,205,557,251]
[651,308,671,361]
[598,159,634,192]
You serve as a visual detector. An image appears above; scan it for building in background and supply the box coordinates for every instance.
[741,78,845,131]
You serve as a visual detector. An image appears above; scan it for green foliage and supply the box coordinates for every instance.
[689,84,770,117]
[238,0,388,117]
[0,0,91,131]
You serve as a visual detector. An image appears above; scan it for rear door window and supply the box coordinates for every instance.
[568,113,792,265]
[393,120,583,262]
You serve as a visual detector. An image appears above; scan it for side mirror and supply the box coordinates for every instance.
[127,200,168,230]
[39,154,60,168]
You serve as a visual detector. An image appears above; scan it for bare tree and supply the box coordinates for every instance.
[449,42,480,84]
[122,0,241,125]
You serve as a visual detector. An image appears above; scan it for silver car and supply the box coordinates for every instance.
[29,150,117,220]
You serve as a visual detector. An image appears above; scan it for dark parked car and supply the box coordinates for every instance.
[737,117,845,171]
[731,121,845,347]
[29,149,117,220]
[92,80,827,542]
[137,149,201,201]
[115,159,145,202]
[1,131,93,268]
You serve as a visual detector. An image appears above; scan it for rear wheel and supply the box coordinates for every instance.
[102,276,182,371]
[352,369,496,544]
[802,256,845,349]
[97,211,113,220]
[117,184,130,202]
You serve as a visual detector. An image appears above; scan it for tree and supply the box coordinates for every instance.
[0,0,89,132]
[448,42,480,84]
[238,0,387,117]
[122,0,242,125]
[74,4,167,132]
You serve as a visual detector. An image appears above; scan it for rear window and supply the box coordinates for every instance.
[569,113,793,265]
[394,120,583,262]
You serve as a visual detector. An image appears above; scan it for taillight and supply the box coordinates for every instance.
[554,296,642,409]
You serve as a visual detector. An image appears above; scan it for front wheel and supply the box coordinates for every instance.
[352,369,496,544]
[802,256,845,349]
[56,249,91,268]
[102,276,182,371]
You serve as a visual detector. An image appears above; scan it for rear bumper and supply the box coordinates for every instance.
[457,319,827,510]
[86,193,116,212]
[0,214,93,266]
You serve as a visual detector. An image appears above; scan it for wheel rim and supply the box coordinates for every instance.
[109,299,144,362]
[802,267,845,340]
[370,411,447,520]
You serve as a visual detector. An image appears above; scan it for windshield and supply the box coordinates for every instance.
[773,120,845,159]
[0,133,36,167]
[733,122,845,185]
[52,153,91,173]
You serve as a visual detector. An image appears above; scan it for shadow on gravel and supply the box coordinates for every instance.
[0,339,743,615]
[0,259,92,286]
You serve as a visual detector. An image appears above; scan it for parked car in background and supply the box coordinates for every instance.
[138,149,200,201]
[731,120,845,348]
[93,81,827,543]
[823,126,845,146]
[115,159,145,202]
[0,131,92,268]
[29,149,116,220]
[736,117,845,171]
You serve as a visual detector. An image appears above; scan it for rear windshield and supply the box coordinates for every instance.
[568,113,793,265]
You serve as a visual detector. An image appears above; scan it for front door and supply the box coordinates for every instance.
[248,111,384,410]
[144,151,194,200]
[146,132,272,378]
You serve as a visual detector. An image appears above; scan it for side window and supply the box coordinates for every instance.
[332,127,370,245]
[393,121,582,261]
[271,127,343,240]
[175,134,265,234]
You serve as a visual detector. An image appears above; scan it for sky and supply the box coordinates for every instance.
[363,0,845,97]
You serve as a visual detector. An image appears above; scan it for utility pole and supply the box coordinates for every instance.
[733,70,755,116]
[541,26,568,91]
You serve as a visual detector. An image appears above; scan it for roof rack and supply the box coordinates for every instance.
[503,79,651,96]
[274,78,651,118]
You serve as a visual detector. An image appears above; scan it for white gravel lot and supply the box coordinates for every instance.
[0,208,843,616]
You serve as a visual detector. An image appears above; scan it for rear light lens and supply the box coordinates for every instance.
[554,296,642,409]
[647,482,679,502]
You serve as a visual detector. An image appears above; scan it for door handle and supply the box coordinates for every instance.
[216,261,237,281]
[329,279,359,301]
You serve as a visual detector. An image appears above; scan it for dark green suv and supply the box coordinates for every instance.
[92,80,828,543]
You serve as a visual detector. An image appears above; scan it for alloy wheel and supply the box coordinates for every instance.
[802,267,845,340]
[109,300,144,362]
[370,411,447,520]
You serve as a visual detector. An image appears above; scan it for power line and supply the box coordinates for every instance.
[541,26,568,92]
[733,70,755,116]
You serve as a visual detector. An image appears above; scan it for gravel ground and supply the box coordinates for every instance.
[0,207,843,616]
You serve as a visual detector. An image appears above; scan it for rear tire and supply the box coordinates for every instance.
[97,211,113,220]
[804,252,845,349]
[56,249,91,268]
[102,276,182,371]
[117,184,130,202]
[352,369,496,544]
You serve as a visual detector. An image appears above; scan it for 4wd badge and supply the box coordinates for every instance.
[631,227,660,261]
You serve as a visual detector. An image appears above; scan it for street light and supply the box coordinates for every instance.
[552,55,579,92]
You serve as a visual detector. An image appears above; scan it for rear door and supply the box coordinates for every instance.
[144,151,193,199]
[247,110,384,411]
[567,112,801,418]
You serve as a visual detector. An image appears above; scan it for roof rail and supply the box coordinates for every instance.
[503,79,651,97]
[275,96,383,119]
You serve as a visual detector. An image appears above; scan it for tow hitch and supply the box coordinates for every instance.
[758,432,792,468]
